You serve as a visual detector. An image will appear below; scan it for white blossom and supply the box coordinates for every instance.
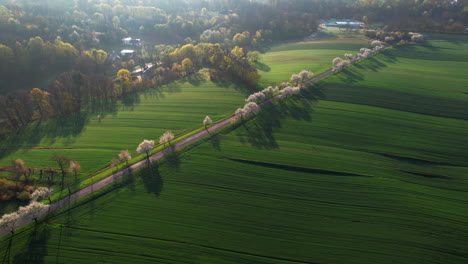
[18,201,49,221]
[159,131,174,145]
[119,150,132,162]
[289,74,301,84]
[261,86,275,97]
[332,57,342,65]
[0,212,20,232]
[299,70,313,82]
[137,139,155,155]
[243,102,260,115]
[371,40,383,47]
[203,116,212,127]
[245,92,266,103]
[411,34,424,42]
[278,82,290,89]
[344,53,354,60]
[280,86,294,96]
[30,187,53,201]
[235,108,246,117]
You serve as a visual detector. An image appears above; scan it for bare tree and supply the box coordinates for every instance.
[49,154,71,188]
[11,159,25,186]
[69,160,81,183]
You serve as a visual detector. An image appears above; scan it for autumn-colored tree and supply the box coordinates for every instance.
[30,88,51,118]
[181,58,194,74]
[231,46,244,59]
[114,69,132,96]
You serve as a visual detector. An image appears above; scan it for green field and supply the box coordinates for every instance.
[1,39,468,263]
[0,74,248,212]
[258,36,369,85]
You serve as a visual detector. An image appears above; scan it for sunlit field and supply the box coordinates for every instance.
[2,39,467,263]
[258,36,369,85]
[0,75,247,213]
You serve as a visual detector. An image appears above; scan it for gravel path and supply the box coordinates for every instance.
[0,68,334,238]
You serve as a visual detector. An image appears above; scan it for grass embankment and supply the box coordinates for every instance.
[0,74,248,213]
[1,39,467,263]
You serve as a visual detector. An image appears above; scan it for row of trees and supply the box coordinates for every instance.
[0,67,315,230]
[331,35,425,73]
[0,187,52,233]
[235,70,314,118]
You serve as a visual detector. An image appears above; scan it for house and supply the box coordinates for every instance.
[122,37,132,45]
[122,37,142,47]
[120,49,135,58]
[326,19,365,28]
[130,39,142,47]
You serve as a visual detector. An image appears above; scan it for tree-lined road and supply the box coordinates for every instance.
[0,67,334,237]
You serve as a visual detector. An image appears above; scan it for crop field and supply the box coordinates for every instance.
[0,75,247,211]
[1,38,467,263]
[258,36,369,85]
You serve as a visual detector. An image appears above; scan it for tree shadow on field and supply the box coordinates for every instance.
[182,72,206,87]
[254,62,271,72]
[164,82,182,94]
[2,233,14,264]
[336,67,365,84]
[237,87,320,150]
[361,57,388,72]
[139,165,164,197]
[0,99,119,159]
[142,88,165,101]
[162,145,182,172]
[209,134,221,151]
[121,92,141,111]
[12,224,51,264]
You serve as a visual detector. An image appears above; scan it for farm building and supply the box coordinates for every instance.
[120,49,135,57]
[326,19,365,28]
[122,37,142,47]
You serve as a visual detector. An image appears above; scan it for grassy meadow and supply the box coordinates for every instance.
[1,38,467,263]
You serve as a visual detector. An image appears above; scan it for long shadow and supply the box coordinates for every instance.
[121,92,141,110]
[209,134,221,151]
[361,57,388,72]
[12,224,51,264]
[2,233,14,264]
[181,72,206,87]
[237,89,319,150]
[139,165,164,197]
[336,67,365,83]
[0,99,120,160]
[164,151,182,172]
[254,62,271,72]
[379,49,399,64]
